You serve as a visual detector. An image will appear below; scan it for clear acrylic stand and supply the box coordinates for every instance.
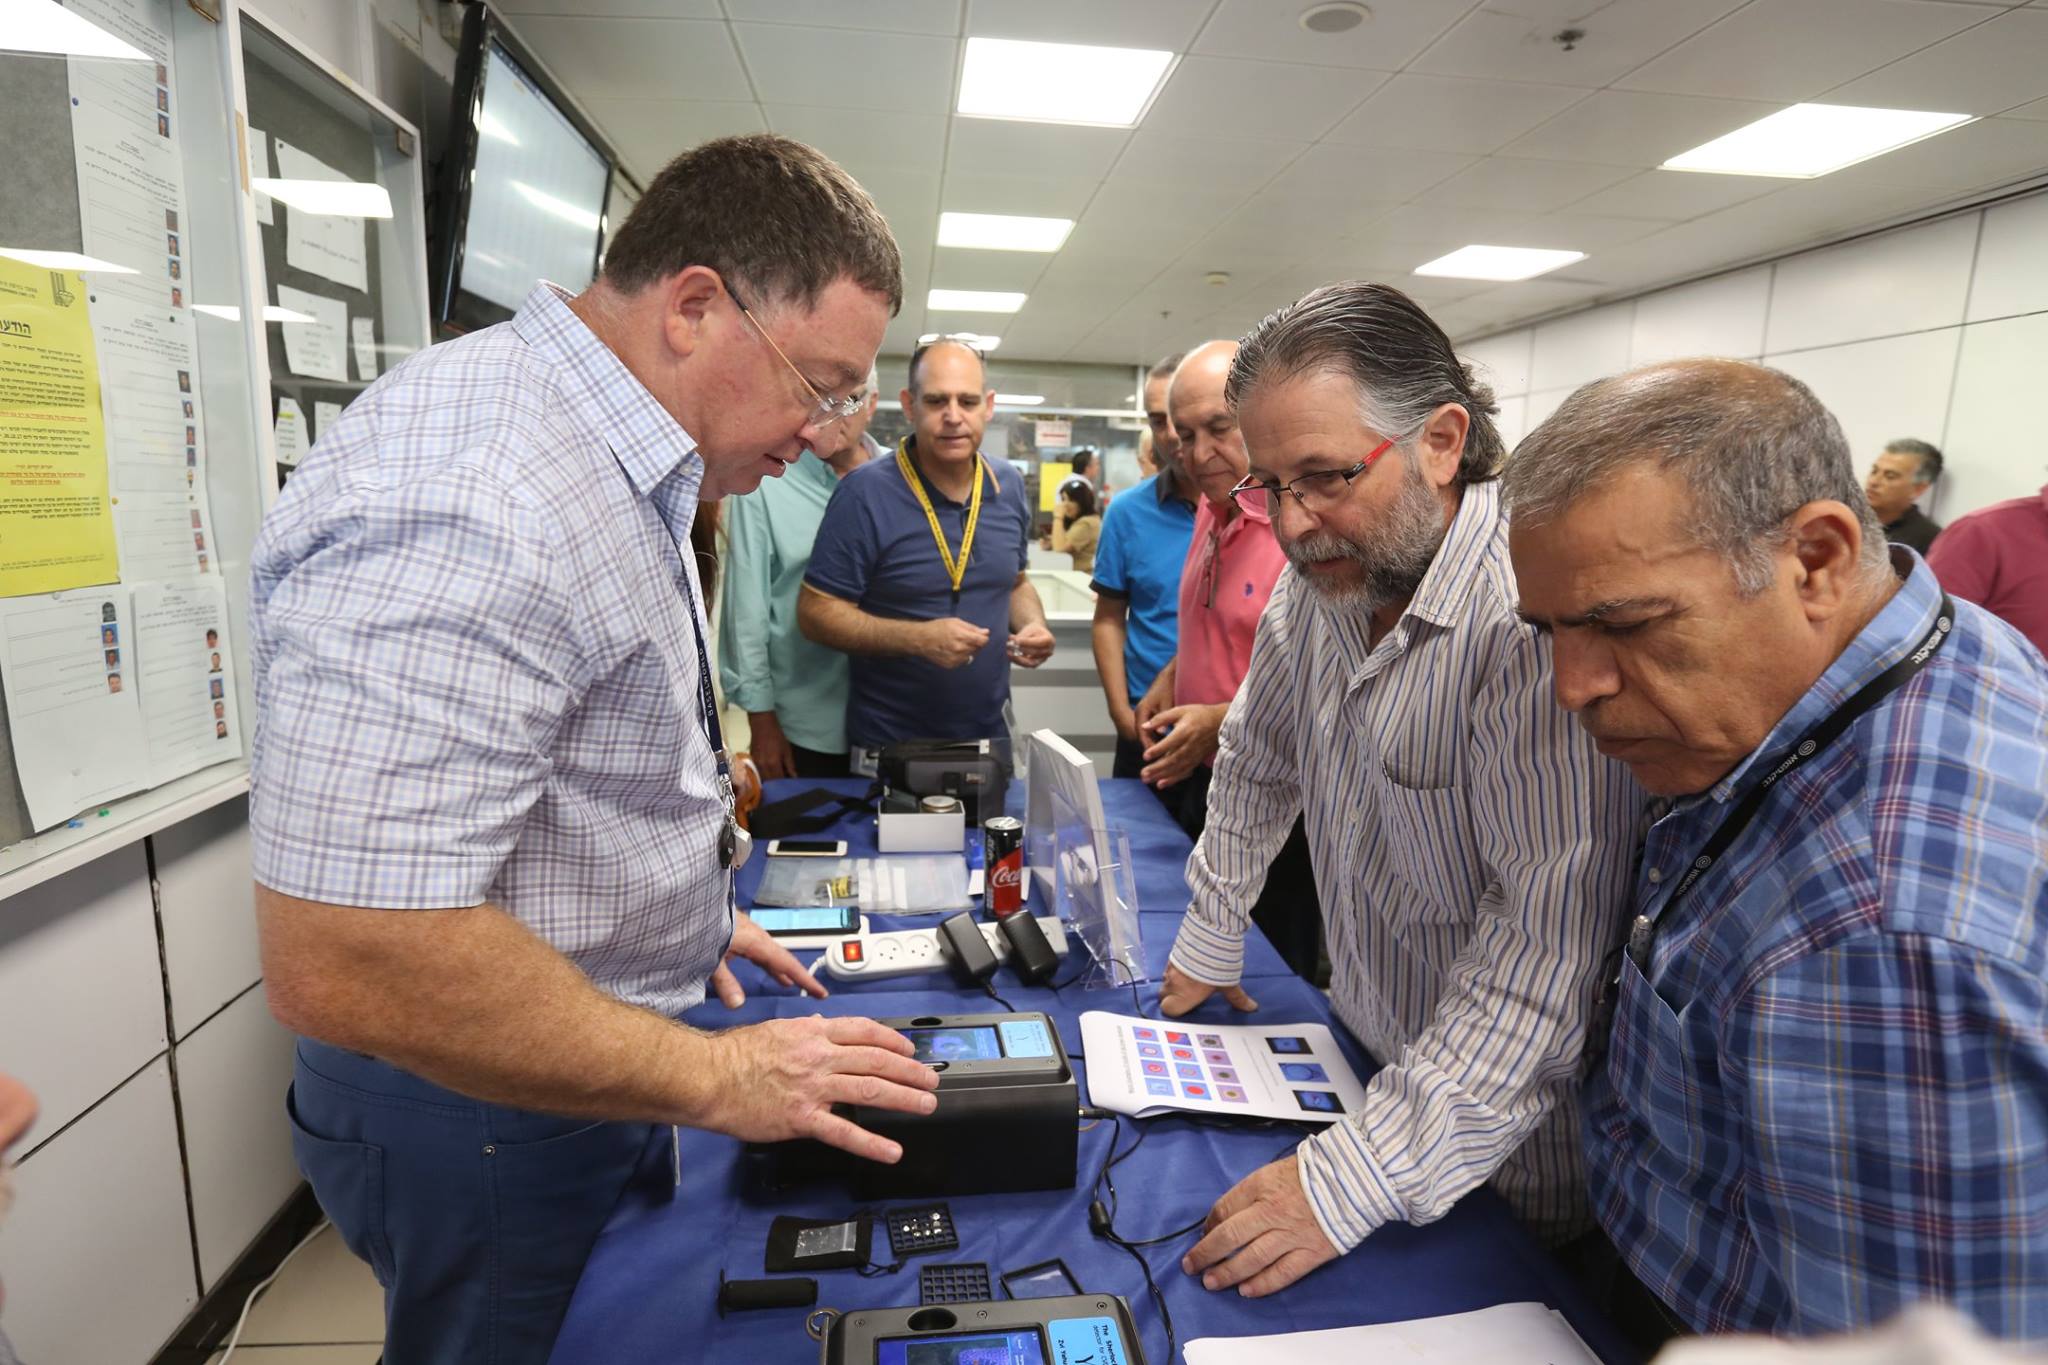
[1052,818,1146,989]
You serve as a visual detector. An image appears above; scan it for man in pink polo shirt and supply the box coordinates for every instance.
[1136,339,1319,978]
[1927,480,2048,658]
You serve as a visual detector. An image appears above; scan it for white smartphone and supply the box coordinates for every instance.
[765,838,848,858]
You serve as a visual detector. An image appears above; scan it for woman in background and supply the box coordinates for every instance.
[1051,481,1101,573]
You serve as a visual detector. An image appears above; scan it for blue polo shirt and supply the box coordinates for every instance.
[806,438,1031,748]
[1090,473,1196,704]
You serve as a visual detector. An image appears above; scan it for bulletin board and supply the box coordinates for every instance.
[0,1,424,899]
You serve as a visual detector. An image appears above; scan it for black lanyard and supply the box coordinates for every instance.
[1618,594,1954,978]
[616,443,740,871]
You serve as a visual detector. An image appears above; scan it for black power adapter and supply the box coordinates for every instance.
[998,911,1060,985]
[936,912,999,984]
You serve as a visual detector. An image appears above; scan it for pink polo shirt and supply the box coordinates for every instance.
[1927,482,2048,659]
[1174,496,1287,708]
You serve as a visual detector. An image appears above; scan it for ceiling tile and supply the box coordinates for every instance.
[499,0,719,15]
[1068,180,1242,258]
[1819,116,2048,193]
[1192,0,1473,70]
[513,17,749,103]
[851,169,944,232]
[1561,167,1783,220]
[1415,156,1636,213]
[1258,143,1473,212]
[1111,130,1310,188]
[928,246,1047,292]
[721,0,961,33]
[1516,211,1668,250]
[731,23,956,112]
[1822,6,2048,113]
[1323,73,1588,155]
[1615,0,1990,101]
[1199,192,1360,256]
[1411,0,1750,88]
[765,107,949,175]
[1142,56,1385,141]
[940,171,1101,219]
[1500,89,1781,167]
[946,119,1130,181]
[581,100,766,180]
[965,0,1207,49]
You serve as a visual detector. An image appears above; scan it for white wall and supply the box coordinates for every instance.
[1462,189,2048,525]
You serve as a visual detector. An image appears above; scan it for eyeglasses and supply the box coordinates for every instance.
[731,286,867,428]
[1230,435,1397,517]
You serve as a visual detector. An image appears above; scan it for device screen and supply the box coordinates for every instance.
[901,1026,1004,1064]
[875,1330,1048,1365]
[770,838,844,856]
[748,906,860,936]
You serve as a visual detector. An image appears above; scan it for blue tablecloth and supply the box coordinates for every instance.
[547,779,1635,1364]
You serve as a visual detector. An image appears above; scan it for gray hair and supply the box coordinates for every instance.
[1227,281,1504,487]
[1883,437,1943,484]
[1505,359,1889,595]
[1148,351,1187,384]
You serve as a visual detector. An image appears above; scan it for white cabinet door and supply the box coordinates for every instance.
[0,1058,196,1363]
[0,844,164,1143]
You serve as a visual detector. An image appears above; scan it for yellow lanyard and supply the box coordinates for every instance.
[896,439,987,599]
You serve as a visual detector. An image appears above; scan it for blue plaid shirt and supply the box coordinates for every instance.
[249,284,734,1015]
[1584,550,2048,1337]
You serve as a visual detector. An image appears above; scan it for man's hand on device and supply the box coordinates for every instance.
[1158,963,1258,1017]
[700,1015,941,1163]
[709,910,829,1008]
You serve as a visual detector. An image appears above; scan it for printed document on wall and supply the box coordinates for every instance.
[67,0,218,584]
[0,588,148,829]
[134,577,241,786]
[0,260,121,596]
[275,284,348,382]
[273,139,369,293]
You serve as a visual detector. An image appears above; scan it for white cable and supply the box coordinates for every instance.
[215,1216,333,1363]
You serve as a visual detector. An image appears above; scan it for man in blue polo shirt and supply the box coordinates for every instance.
[800,339,1053,764]
[1092,351,1196,778]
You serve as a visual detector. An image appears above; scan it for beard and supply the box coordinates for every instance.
[1282,459,1447,614]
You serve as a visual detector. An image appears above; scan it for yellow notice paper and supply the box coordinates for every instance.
[1039,460,1072,512]
[0,259,119,596]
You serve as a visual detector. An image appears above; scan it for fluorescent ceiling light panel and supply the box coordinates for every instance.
[253,177,394,219]
[957,37,1175,128]
[1662,103,1975,178]
[1413,245,1585,281]
[938,212,1073,253]
[0,0,151,60]
[928,289,1027,313]
[513,181,599,231]
[0,247,136,273]
[994,393,1045,406]
[920,332,1002,352]
[190,304,321,323]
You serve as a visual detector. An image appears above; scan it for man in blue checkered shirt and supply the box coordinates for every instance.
[1508,359,2048,1342]
[249,136,940,1364]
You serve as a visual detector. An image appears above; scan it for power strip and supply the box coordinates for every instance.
[821,915,1068,981]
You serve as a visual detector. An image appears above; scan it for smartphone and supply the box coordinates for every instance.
[749,905,861,937]
[765,838,847,858]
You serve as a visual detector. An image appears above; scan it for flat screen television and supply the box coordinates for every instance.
[431,5,618,334]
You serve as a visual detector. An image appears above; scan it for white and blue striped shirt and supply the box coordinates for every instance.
[1169,480,1647,1249]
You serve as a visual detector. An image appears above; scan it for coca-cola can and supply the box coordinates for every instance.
[984,816,1025,918]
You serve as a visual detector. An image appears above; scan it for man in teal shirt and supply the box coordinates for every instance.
[721,368,881,778]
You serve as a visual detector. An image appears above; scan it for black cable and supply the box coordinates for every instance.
[982,981,1019,1013]
[1086,1116,1186,1365]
